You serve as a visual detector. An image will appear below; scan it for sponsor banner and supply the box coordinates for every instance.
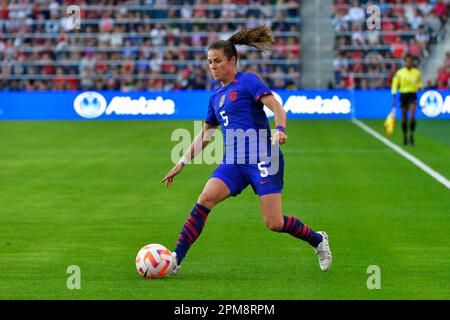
[0,90,448,120]
[353,89,450,119]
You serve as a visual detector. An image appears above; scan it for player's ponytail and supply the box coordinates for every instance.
[227,24,274,53]
[208,25,274,65]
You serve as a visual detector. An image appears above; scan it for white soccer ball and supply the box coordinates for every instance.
[135,243,173,279]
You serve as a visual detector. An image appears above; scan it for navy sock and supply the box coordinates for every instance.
[174,203,211,265]
[402,121,408,134]
[410,120,416,133]
[280,215,323,248]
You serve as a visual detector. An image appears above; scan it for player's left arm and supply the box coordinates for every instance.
[260,94,287,145]
[417,70,422,92]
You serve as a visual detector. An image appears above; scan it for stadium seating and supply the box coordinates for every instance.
[0,0,301,91]
[332,0,449,90]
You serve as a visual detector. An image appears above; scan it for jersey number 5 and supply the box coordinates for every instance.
[220,111,229,126]
[258,161,269,178]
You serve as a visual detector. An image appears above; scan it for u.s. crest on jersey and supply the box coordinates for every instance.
[219,94,225,108]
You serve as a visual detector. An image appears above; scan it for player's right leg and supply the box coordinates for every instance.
[169,177,232,275]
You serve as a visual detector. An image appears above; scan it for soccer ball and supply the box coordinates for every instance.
[135,243,173,279]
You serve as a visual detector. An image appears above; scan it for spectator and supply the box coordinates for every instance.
[407,8,424,31]
[346,0,365,27]
[434,0,448,22]
[332,10,350,32]
[444,51,450,68]
[437,66,450,88]
[408,38,422,58]
[351,24,365,45]
[426,12,443,41]
[415,25,430,50]
[418,1,434,16]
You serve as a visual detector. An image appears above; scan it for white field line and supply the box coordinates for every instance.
[352,119,450,190]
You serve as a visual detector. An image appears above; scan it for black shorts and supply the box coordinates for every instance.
[400,92,417,108]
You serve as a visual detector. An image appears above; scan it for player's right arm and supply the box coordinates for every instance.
[391,69,400,106]
[162,95,219,187]
[161,122,218,187]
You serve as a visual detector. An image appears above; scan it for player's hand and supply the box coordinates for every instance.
[161,162,184,187]
[271,130,287,145]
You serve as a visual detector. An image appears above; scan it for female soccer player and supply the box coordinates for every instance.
[161,25,332,275]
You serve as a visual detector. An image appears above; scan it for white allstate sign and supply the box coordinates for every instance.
[419,90,450,118]
[73,92,175,119]
[106,96,175,115]
[264,92,351,117]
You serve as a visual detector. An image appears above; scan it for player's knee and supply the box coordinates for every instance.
[265,218,284,232]
[197,191,216,209]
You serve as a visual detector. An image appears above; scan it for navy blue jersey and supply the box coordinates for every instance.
[205,72,281,164]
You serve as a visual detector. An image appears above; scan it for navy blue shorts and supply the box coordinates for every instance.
[210,157,284,197]
[400,92,417,108]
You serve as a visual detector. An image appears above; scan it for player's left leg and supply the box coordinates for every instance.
[401,105,409,146]
[259,193,332,271]
[409,100,417,146]
[259,193,322,246]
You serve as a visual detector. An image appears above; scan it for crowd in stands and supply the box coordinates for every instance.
[427,50,450,88]
[0,0,301,91]
[332,0,449,90]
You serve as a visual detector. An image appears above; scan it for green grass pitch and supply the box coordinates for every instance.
[0,119,448,299]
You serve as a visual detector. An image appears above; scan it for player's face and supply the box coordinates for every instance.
[406,57,414,69]
[207,49,236,82]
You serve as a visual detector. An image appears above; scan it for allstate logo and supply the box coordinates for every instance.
[73,91,107,119]
[420,90,443,118]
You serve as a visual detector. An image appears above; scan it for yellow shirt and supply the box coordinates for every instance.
[391,67,422,94]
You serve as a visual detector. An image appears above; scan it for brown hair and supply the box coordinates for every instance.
[208,25,274,64]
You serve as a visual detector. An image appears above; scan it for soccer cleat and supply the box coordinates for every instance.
[313,231,332,272]
[167,251,181,276]
[403,135,408,146]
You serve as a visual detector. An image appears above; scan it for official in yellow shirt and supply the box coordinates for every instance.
[391,54,422,146]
